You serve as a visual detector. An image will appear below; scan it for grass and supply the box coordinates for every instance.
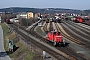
[9,41,34,60]
[0,23,34,60]
[24,51,34,60]
[0,23,9,37]
[36,26,46,36]
[0,23,9,50]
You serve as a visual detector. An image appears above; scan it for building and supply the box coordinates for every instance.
[17,12,34,19]
[19,13,27,19]
[27,12,33,19]
[35,14,38,18]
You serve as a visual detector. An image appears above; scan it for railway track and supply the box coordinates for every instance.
[49,22,53,31]
[63,21,90,40]
[8,21,88,60]
[61,20,90,49]
[26,22,74,60]
[42,22,86,60]
[54,23,86,60]
[8,23,68,60]
[82,21,90,26]
[75,22,90,30]
[43,22,48,33]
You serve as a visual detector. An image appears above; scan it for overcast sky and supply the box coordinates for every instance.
[0,0,90,10]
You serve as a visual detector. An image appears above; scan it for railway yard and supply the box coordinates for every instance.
[5,18,90,60]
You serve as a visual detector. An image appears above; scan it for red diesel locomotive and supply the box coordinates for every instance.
[46,31,65,46]
[73,16,83,23]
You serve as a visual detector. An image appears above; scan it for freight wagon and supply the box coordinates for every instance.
[53,17,62,23]
[6,19,10,24]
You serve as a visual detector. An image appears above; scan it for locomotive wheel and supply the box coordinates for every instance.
[53,41,57,46]
[63,42,65,47]
[62,39,65,46]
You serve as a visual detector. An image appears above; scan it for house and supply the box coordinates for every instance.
[17,12,34,19]
[19,13,28,19]
[27,12,33,19]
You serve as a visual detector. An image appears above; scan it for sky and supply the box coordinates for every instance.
[0,0,90,10]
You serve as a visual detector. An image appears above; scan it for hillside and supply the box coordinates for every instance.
[0,7,89,14]
[0,7,45,13]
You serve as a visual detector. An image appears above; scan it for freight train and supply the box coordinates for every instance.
[6,19,10,24]
[46,31,65,46]
[6,18,19,24]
